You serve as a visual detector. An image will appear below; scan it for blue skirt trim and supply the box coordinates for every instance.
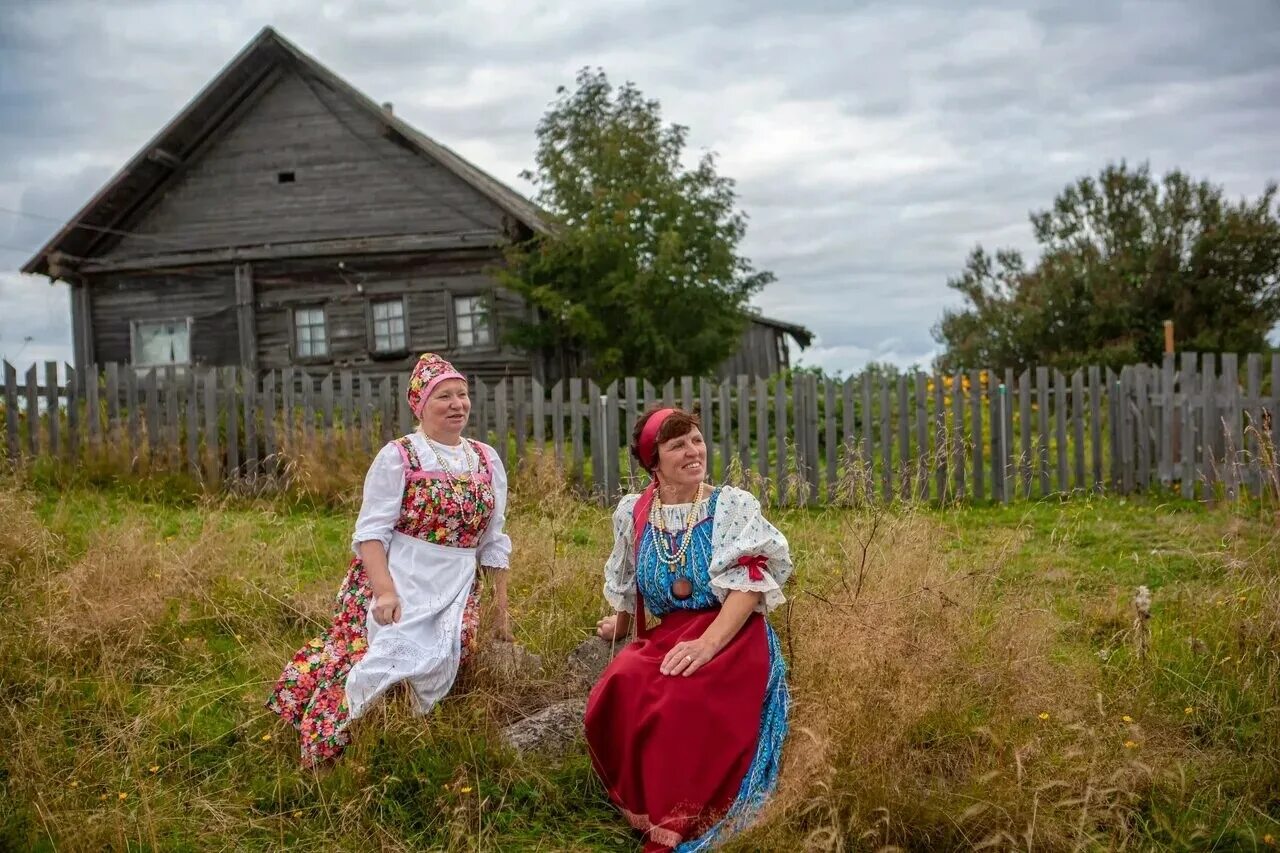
[677,621,790,851]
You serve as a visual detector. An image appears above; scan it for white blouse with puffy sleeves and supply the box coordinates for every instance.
[602,484,792,616]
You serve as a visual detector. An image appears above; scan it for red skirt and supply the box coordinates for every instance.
[584,608,769,851]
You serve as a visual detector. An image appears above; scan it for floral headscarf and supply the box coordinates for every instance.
[407,353,466,418]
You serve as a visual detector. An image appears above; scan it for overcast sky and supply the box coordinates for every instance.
[1,0,1278,374]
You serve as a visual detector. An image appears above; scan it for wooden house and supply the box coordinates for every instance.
[20,27,811,384]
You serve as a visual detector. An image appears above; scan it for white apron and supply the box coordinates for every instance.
[345,533,478,719]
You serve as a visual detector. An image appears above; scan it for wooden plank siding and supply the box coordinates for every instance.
[88,272,239,366]
[85,254,539,383]
[252,253,533,382]
[100,69,503,262]
[716,320,790,379]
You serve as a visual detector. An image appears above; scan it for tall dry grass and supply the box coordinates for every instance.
[1,444,1276,850]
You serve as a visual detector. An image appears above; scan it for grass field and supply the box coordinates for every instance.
[1,457,1277,851]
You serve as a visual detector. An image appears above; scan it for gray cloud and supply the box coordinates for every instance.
[2,0,1278,376]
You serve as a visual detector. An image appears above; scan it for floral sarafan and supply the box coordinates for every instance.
[266,435,495,767]
[395,438,497,548]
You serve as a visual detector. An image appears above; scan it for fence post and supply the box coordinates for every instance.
[997,382,1008,504]
[3,361,17,464]
[587,380,602,501]
[45,361,60,458]
[66,364,79,462]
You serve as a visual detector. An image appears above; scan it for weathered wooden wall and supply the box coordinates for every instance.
[718,321,789,379]
[253,253,534,382]
[100,68,504,262]
[88,272,240,365]
[80,252,538,381]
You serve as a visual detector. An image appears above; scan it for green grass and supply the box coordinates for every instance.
[1,470,1277,851]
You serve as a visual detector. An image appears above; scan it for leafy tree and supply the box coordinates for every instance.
[933,161,1280,372]
[496,68,774,383]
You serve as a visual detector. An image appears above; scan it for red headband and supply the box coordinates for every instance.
[637,408,677,469]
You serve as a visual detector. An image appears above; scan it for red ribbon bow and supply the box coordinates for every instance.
[737,554,768,581]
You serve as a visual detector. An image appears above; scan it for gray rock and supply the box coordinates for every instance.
[501,698,588,755]
[481,640,545,683]
[565,636,620,688]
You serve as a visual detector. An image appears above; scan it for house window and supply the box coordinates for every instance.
[294,306,328,359]
[453,294,492,349]
[370,298,407,353]
[132,318,191,366]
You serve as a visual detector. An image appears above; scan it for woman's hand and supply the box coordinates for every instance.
[596,611,633,642]
[372,592,402,626]
[660,635,721,677]
[596,614,621,641]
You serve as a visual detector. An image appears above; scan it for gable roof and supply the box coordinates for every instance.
[22,26,551,278]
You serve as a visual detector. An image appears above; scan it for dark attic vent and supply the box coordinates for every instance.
[277,171,296,184]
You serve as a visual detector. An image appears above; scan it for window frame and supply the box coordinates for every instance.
[291,303,331,363]
[366,295,410,359]
[130,316,194,368]
[449,291,497,352]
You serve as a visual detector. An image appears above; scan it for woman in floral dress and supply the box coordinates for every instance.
[267,353,513,767]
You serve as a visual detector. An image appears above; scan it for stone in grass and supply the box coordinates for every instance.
[565,636,621,688]
[501,698,588,756]
[482,641,545,683]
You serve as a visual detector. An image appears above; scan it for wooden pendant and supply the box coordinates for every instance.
[671,578,693,600]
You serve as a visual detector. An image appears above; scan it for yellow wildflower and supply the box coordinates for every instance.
[261,733,272,742]
[70,780,79,789]
[1262,833,1274,846]
[293,810,303,818]
[1184,707,1195,715]
[1124,740,1138,749]
[118,792,128,800]
[149,765,159,773]
[1122,715,1134,723]
[1038,712,1050,721]
[460,786,473,794]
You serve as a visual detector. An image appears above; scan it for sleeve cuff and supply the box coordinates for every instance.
[350,531,393,556]
[710,566,786,613]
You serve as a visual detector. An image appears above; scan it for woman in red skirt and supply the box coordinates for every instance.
[584,406,792,851]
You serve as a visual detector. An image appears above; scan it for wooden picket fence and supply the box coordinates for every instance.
[1,353,1277,506]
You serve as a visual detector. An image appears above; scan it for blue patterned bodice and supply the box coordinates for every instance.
[636,488,722,616]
